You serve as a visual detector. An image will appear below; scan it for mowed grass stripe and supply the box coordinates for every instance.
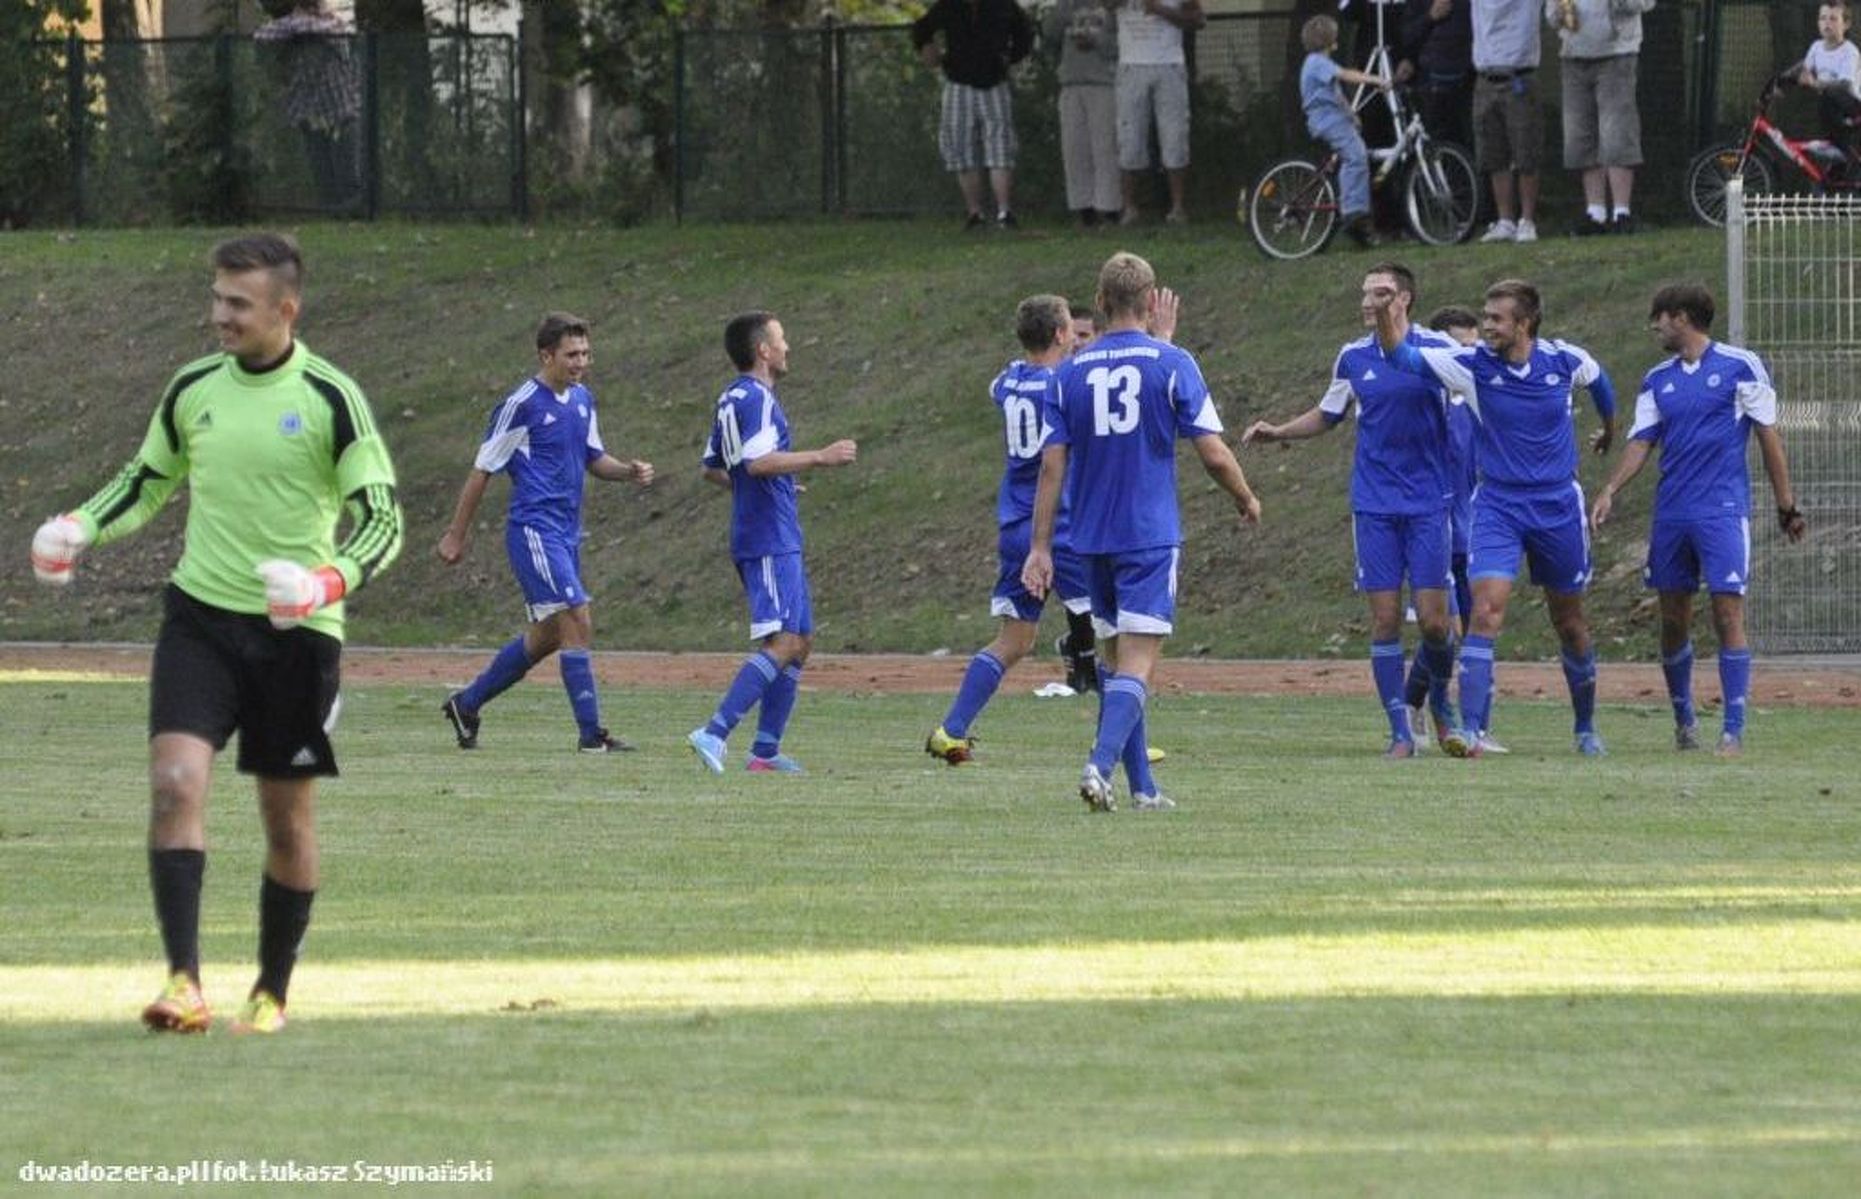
[9,920,1860,1023]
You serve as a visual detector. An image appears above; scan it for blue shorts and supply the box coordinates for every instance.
[1467,483,1591,595]
[506,522,590,622]
[993,521,1091,623]
[1084,546,1180,638]
[1353,509,1454,593]
[736,552,814,640]
[1645,516,1750,596]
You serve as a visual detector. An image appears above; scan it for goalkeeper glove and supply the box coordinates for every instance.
[30,514,91,586]
[255,560,347,630]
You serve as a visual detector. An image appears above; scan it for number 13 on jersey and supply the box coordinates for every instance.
[1090,365,1141,436]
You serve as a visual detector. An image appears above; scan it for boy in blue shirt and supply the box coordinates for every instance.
[1299,13,1391,247]
[1590,284,1806,755]
[688,312,858,774]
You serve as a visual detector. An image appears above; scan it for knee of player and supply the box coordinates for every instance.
[148,760,207,814]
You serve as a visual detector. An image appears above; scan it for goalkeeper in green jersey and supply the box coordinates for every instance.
[29,233,403,1035]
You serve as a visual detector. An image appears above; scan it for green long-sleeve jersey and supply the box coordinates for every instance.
[72,342,403,640]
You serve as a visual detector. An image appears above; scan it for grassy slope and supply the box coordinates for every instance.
[0,220,1722,656]
[4,681,1860,1195]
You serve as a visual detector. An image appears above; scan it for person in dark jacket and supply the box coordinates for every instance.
[912,0,1035,228]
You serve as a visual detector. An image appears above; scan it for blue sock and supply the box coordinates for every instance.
[1420,636,1456,717]
[1719,648,1752,736]
[1662,640,1696,729]
[457,637,533,712]
[706,651,780,740]
[753,664,802,758]
[1561,647,1598,735]
[1121,705,1157,797]
[1458,635,1495,739]
[559,649,601,739]
[942,651,1006,740]
[1371,639,1409,741]
[1090,675,1147,777]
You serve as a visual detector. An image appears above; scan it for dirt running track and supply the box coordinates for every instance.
[4,643,1859,708]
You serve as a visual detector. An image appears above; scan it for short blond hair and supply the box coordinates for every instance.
[1301,14,1338,54]
[1097,252,1156,320]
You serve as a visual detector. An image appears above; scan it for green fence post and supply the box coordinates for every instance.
[674,28,686,224]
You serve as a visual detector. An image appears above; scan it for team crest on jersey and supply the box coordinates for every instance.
[1545,374,1561,386]
[278,412,302,436]
[1708,374,1722,387]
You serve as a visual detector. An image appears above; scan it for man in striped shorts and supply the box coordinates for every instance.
[436,313,656,754]
[912,0,1034,229]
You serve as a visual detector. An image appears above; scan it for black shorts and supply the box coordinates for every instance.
[149,584,343,778]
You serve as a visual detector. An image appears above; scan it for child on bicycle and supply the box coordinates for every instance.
[1299,14,1391,247]
[1799,2,1861,168]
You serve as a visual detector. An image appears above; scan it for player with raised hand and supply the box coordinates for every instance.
[1373,278,1617,757]
[436,313,655,755]
[687,312,857,775]
[1590,283,1806,755]
[1023,252,1261,811]
[28,233,403,1035]
[927,295,1095,765]
[1243,264,1463,760]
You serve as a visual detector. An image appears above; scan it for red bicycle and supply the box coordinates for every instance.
[1685,73,1861,226]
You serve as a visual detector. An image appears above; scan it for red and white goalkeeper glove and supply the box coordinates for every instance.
[30,514,91,586]
[255,560,347,630]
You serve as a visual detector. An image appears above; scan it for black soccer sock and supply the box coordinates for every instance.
[255,874,316,1004]
[148,848,206,981]
[1064,609,1097,659]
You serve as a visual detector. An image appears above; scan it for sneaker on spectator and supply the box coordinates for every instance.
[1574,215,1610,237]
[1479,219,1518,242]
[1611,212,1638,234]
[1514,218,1538,243]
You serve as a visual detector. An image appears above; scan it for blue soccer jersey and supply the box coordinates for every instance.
[1043,329,1224,555]
[1447,390,1478,551]
[701,375,802,559]
[1321,329,1456,515]
[1389,337,1616,491]
[1630,342,1777,521]
[475,378,605,536]
[993,360,1054,527]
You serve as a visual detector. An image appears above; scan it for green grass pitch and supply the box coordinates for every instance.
[4,677,1860,1195]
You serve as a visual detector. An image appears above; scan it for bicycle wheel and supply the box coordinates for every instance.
[1684,144,1774,228]
[1246,160,1339,261]
[1403,141,1480,246]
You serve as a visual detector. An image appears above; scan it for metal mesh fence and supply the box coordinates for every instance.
[1728,188,1861,653]
[22,32,518,225]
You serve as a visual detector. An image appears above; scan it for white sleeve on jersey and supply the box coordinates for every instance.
[1318,377,1356,420]
[1415,345,1477,408]
[1628,389,1661,439]
[473,389,530,473]
[585,405,606,457]
[1735,380,1778,426]
[739,393,781,461]
[1563,342,1603,389]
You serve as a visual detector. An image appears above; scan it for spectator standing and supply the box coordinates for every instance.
[1470,0,1542,243]
[1799,2,1861,165]
[1115,0,1206,224]
[1548,0,1656,236]
[1397,0,1475,152]
[1045,0,1122,227]
[912,0,1036,230]
[254,0,362,214]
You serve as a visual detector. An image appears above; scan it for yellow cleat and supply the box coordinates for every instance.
[1145,746,1166,764]
[227,989,287,1035]
[141,972,211,1034]
[924,726,974,766]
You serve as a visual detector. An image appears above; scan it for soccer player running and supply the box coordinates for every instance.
[436,313,655,754]
[1243,264,1463,759]
[927,295,1097,765]
[1372,278,1618,757]
[1590,283,1807,755]
[687,312,858,774]
[28,233,404,1034]
[1023,252,1261,811]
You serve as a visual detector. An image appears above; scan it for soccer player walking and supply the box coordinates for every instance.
[926,295,1096,765]
[687,312,857,774]
[29,234,404,1034]
[1243,264,1463,759]
[1373,278,1617,756]
[1023,252,1261,811]
[1590,284,1806,754]
[436,314,655,754]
